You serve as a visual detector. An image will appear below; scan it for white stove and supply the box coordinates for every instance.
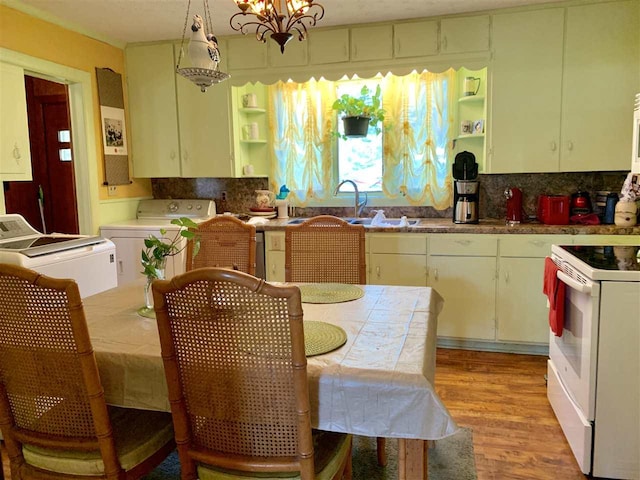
[0,214,117,298]
[99,199,216,286]
[548,244,639,479]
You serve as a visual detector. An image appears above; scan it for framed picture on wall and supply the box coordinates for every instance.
[100,106,128,155]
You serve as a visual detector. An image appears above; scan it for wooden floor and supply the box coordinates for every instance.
[0,348,584,480]
[434,348,585,480]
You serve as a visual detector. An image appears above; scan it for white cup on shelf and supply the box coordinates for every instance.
[242,93,258,108]
[242,123,259,140]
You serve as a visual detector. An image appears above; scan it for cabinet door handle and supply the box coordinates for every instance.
[270,264,276,275]
[567,141,574,151]
[118,260,124,275]
[442,36,448,51]
[454,240,471,246]
[504,271,510,283]
[170,151,177,161]
[550,141,557,152]
[12,143,21,160]
[375,266,381,278]
[434,268,439,281]
[183,150,189,162]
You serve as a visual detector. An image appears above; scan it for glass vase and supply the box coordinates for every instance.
[139,259,166,318]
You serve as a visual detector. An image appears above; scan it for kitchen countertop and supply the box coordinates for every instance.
[254,217,640,235]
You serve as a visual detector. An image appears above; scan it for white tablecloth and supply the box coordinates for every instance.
[83,281,458,441]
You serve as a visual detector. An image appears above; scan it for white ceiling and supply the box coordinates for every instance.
[8,0,567,46]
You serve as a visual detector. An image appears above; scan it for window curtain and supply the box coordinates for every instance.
[382,69,456,209]
[268,70,456,208]
[268,79,336,206]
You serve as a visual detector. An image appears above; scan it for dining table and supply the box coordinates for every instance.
[82,279,458,480]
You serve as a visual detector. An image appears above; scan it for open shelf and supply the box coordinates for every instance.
[239,107,266,114]
[458,95,485,103]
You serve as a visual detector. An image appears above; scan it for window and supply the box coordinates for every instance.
[268,69,457,210]
[335,79,383,193]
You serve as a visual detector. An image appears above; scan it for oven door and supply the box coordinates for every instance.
[548,271,600,421]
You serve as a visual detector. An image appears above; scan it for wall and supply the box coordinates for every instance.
[0,5,151,219]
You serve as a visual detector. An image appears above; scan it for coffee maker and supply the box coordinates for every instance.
[452,151,480,224]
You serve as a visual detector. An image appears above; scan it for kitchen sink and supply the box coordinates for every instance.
[349,218,418,226]
[287,217,417,226]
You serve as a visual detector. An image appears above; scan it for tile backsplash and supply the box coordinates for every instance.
[152,171,629,220]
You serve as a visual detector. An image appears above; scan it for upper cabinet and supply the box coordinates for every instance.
[350,25,393,62]
[393,20,438,58]
[489,0,639,173]
[440,15,490,54]
[308,28,349,64]
[560,0,639,172]
[0,62,32,180]
[489,8,564,173]
[126,42,234,178]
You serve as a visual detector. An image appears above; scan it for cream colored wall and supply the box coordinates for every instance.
[0,5,151,218]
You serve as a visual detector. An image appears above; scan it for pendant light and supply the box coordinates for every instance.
[176,0,230,92]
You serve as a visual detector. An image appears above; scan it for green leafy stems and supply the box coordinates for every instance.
[332,85,385,139]
[141,217,200,279]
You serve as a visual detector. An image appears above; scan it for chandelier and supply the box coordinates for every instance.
[230,0,325,54]
[176,0,230,92]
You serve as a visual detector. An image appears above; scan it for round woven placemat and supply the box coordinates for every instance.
[299,283,364,304]
[304,321,347,357]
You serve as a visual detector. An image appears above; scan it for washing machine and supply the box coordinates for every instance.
[99,199,216,287]
[0,213,117,298]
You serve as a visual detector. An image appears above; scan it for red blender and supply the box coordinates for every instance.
[504,187,523,224]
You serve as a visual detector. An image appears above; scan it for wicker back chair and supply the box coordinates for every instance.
[185,216,257,275]
[285,216,366,284]
[152,268,352,480]
[0,264,175,480]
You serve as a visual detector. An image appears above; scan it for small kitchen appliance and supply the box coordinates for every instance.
[503,187,523,224]
[537,195,570,225]
[452,151,479,224]
[570,191,593,217]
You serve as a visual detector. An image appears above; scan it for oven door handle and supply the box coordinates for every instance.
[557,271,592,294]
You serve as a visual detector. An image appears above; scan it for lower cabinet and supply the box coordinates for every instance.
[265,231,285,282]
[428,235,498,341]
[367,233,427,286]
[263,229,638,351]
[496,235,572,345]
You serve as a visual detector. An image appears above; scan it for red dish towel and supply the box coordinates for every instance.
[543,257,565,337]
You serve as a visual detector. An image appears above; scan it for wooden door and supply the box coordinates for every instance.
[3,76,78,234]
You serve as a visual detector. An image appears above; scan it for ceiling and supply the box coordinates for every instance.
[8,0,567,46]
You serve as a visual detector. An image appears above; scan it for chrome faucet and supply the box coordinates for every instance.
[334,179,368,218]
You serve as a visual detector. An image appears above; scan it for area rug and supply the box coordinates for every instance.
[143,427,476,480]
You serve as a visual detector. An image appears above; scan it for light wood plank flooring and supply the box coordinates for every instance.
[0,348,584,480]
[434,348,584,480]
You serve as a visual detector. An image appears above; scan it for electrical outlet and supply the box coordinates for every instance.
[221,191,227,201]
[107,186,117,196]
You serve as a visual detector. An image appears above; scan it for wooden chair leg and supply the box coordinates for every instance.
[376,436,387,466]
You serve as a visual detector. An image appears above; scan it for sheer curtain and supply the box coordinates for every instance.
[268,79,336,206]
[268,70,456,208]
[381,69,456,209]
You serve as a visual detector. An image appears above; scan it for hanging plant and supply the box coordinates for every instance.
[332,85,385,140]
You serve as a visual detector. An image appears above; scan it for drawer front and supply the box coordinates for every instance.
[429,235,497,256]
[499,235,573,258]
[368,233,427,255]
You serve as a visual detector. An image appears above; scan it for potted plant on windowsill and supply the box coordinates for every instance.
[332,85,385,140]
[139,217,200,316]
